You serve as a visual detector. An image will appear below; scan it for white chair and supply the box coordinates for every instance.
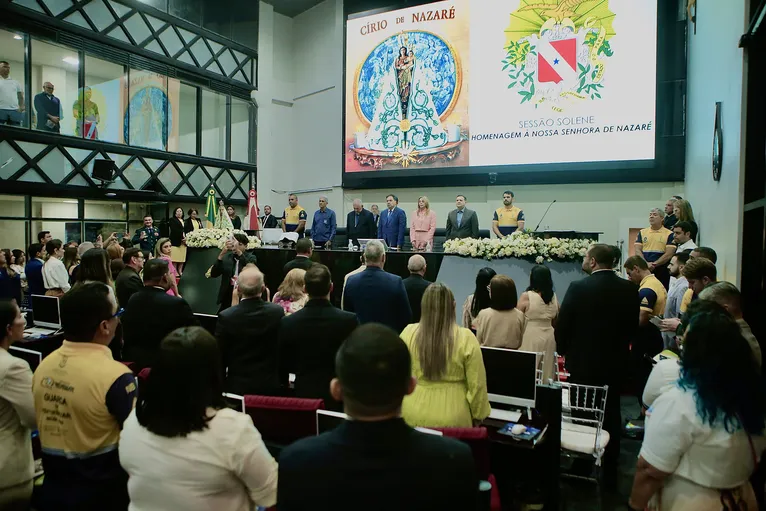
[559,381,610,482]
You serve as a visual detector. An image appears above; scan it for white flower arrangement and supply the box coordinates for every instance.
[443,231,592,262]
[184,228,262,249]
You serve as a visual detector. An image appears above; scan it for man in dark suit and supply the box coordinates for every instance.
[34,82,62,133]
[555,243,639,484]
[346,199,377,246]
[24,243,45,298]
[210,233,258,312]
[279,264,358,409]
[445,194,480,240]
[122,258,197,370]
[260,205,279,229]
[402,255,431,323]
[278,323,477,511]
[283,238,314,275]
[371,204,380,229]
[343,240,411,332]
[115,248,145,309]
[377,194,407,251]
[215,266,284,395]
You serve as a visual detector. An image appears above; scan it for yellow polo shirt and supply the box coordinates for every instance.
[283,205,307,232]
[636,227,675,263]
[679,288,694,314]
[493,206,525,236]
[639,274,667,316]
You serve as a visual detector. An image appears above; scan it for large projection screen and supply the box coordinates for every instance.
[343,0,661,188]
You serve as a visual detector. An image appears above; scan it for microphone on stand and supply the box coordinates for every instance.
[534,200,556,232]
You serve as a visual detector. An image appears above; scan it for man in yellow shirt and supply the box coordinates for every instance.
[624,255,667,410]
[282,193,307,238]
[492,190,525,237]
[634,208,676,290]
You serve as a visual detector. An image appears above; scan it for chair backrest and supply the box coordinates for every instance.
[431,427,490,480]
[244,395,324,447]
[559,381,609,455]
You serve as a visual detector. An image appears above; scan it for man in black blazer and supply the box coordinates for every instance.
[402,255,431,323]
[215,266,284,395]
[279,264,358,409]
[283,238,314,275]
[260,205,279,229]
[210,233,258,312]
[555,243,639,483]
[277,323,477,511]
[115,248,145,309]
[346,199,377,246]
[343,240,411,332]
[122,258,197,370]
[445,194,480,240]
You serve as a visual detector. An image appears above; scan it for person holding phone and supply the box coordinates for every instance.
[209,233,257,313]
[132,215,160,253]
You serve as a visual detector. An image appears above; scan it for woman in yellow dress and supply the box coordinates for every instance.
[401,283,491,428]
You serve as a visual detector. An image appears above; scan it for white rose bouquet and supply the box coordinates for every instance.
[444,232,592,262]
[185,228,262,249]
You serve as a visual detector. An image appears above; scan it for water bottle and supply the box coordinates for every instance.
[426,240,432,253]
[348,240,353,251]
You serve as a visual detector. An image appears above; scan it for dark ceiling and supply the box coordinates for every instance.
[262,0,326,17]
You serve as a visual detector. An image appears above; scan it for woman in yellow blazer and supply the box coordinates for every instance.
[401,283,491,428]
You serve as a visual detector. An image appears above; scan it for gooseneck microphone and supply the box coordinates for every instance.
[534,199,557,232]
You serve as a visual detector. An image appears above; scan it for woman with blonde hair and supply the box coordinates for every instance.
[410,196,437,252]
[401,282,491,428]
[673,199,698,242]
[272,268,308,315]
[154,238,181,298]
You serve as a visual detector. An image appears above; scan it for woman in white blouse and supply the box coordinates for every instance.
[119,326,278,511]
[42,239,70,295]
[628,300,766,511]
[0,300,36,510]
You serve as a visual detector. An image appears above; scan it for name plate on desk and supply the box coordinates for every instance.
[532,231,601,241]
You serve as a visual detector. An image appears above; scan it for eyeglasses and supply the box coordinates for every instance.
[486,285,491,292]
[112,308,125,319]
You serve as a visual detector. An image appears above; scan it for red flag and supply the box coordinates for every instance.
[538,37,577,84]
[247,188,261,230]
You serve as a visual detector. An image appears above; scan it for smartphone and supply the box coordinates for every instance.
[649,315,662,327]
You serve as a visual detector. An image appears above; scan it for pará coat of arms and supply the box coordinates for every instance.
[503,0,616,111]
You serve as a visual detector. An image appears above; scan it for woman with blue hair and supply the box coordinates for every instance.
[628,299,766,510]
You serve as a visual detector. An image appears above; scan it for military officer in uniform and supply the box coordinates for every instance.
[132,214,160,253]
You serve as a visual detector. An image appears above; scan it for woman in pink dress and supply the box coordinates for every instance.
[410,196,437,251]
[154,238,181,298]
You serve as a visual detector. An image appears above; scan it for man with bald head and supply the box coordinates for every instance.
[215,266,285,395]
[346,198,377,246]
[34,81,62,132]
[402,254,431,322]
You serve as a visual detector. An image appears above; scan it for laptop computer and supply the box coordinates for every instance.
[222,393,246,413]
[9,346,43,372]
[24,295,61,336]
[261,228,284,245]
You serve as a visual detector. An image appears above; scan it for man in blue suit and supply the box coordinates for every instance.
[25,243,45,299]
[378,194,407,250]
[343,240,411,332]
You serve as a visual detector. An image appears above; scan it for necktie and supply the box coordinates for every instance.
[457,210,463,228]
[354,213,359,227]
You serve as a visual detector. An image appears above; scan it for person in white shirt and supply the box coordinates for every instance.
[42,239,71,295]
[0,61,24,126]
[629,300,766,511]
[672,221,697,252]
[119,326,278,511]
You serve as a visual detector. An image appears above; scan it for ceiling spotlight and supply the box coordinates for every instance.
[62,56,79,65]
[13,35,22,40]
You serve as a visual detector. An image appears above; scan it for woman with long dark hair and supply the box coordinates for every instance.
[75,248,113,288]
[628,300,766,510]
[0,250,21,304]
[0,300,36,509]
[401,283,490,427]
[461,267,497,329]
[475,275,526,349]
[119,327,278,510]
[518,265,559,381]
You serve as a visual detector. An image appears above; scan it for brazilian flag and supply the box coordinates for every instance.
[205,187,216,228]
